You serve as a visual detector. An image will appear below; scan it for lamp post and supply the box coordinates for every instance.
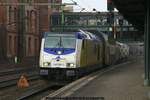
[144,0,150,86]
[119,18,123,40]
[93,8,101,26]
[60,2,77,31]
[107,0,114,38]
[17,0,25,62]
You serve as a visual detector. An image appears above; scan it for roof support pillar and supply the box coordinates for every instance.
[144,0,150,86]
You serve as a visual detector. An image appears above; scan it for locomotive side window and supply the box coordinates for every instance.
[97,45,100,60]
[94,44,97,54]
[82,40,85,49]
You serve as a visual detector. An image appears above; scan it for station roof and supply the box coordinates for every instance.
[112,0,145,31]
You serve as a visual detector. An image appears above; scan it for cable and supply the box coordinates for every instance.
[70,0,77,4]
[69,0,89,12]
[81,0,92,10]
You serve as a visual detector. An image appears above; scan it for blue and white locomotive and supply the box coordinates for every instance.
[39,30,104,78]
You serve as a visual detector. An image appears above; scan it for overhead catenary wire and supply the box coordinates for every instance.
[69,0,89,12]
[81,0,100,12]
[80,0,93,11]
[71,0,99,12]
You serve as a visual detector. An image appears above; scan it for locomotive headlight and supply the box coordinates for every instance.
[57,51,62,55]
[43,62,50,67]
[67,63,75,68]
[70,63,74,67]
[68,63,75,68]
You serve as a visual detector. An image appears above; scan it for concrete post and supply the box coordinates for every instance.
[144,0,150,86]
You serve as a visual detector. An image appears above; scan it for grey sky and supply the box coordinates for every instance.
[62,0,107,12]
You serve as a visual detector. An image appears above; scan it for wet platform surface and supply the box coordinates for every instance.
[1,58,147,100]
[65,59,150,100]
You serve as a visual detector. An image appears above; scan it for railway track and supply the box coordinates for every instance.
[0,66,38,76]
[16,61,130,100]
[0,66,40,89]
[0,79,65,100]
[0,73,40,89]
[0,65,65,100]
[16,83,61,100]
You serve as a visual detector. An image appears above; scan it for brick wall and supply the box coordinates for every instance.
[0,0,40,61]
[0,0,62,62]
[0,4,7,60]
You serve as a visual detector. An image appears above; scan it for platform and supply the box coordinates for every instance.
[44,58,150,100]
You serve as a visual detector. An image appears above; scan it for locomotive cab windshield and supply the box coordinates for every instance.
[44,33,77,55]
[44,35,76,49]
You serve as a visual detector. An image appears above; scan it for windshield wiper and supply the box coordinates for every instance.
[51,41,60,50]
[60,37,64,48]
[51,37,64,49]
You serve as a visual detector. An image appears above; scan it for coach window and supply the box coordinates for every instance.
[94,44,97,54]
[82,40,85,49]
[97,45,100,60]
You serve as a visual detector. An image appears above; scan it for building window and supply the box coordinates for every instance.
[31,10,36,33]
[28,37,31,54]
[29,11,32,32]
[35,39,37,54]
[14,8,17,29]
[26,10,30,32]
[34,12,37,34]
[14,36,17,55]
[8,36,12,55]
[9,6,12,23]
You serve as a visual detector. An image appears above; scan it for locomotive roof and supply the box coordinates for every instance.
[44,32,76,37]
[43,31,102,41]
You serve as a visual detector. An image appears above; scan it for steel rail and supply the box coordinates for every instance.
[0,74,40,89]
